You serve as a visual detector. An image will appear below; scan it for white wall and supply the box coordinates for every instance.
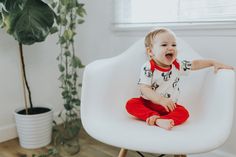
[0,0,236,156]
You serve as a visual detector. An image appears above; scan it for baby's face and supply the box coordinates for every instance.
[151,31,177,66]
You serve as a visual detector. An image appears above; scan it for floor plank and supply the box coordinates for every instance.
[0,127,174,157]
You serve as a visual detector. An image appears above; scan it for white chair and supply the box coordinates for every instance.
[81,38,235,157]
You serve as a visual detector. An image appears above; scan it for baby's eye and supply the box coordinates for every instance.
[161,44,167,47]
[172,44,177,47]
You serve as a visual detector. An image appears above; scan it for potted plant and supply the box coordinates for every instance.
[49,0,86,155]
[0,0,56,149]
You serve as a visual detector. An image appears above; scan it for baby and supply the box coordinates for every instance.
[126,27,234,130]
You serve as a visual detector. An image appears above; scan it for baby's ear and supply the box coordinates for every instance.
[146,47,153,57]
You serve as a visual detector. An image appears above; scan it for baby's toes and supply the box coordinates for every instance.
[146,116,158,125]
[149,118,156,125]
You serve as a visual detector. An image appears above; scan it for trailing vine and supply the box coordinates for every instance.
[50,0,86,144]
[32,1,86,155]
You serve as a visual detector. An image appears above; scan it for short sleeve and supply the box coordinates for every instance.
[138,62,153,86]
[179,60,192,76]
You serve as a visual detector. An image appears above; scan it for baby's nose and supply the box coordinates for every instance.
[168,46,175,51]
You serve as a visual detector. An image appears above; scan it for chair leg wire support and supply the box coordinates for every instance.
[136,151,166,157]
[136,151,145,157]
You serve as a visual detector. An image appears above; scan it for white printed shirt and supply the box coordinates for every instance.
[138,59,192,103]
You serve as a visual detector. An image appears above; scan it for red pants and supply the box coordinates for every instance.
[126,97,189,126]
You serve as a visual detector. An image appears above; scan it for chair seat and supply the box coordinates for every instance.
[82,99,231,155]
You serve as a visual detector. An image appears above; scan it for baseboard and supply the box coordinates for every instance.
[0,124,17,143]
[0,111,61,143]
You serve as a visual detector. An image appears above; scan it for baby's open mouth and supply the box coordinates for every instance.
[165,52,174,60]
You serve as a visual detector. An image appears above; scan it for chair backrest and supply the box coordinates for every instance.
[83,38,208,114]
[103,37,207,114]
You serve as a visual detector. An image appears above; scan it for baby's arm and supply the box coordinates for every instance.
[191,59,234,73]
[139,84,176,112]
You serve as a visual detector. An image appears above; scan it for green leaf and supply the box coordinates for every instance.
[61,16,67,26]
[58,111,62,117]
[59,36,66,45]
[49,26,58,34]
[50,1,57,9]
[3,0,55,45]
[71,56,85,68]
[62,90,69,97]
[58,64,65,72]
[66,0,76,12]
[55,15,61,25]
[63,29,73,40]
[76,3,86,17]
[64,94,72,100]
[64,50,71,57]
[75,99,81,106]
[66,80,73,87]
[47,148,58,156]
[76,7,86,17]
[61,0,67,6]
[77,19,84,24]
[76,3,84,7]
[70,0,77,8]
[69,22,76,30]
[1,0,27,12]
[64,103,73,111]
[73,72,78,81]
[58,74,64,81]
[71,90,77,95]
[66,74,72,79]
[71,98,79,104]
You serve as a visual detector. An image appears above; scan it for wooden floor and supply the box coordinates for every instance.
[0,127,173,157]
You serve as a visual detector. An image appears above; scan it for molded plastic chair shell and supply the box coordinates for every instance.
[81,38,235,155]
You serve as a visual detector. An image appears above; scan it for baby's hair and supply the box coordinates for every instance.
[144,27,175,49]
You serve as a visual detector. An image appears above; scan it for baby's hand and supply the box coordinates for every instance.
[159,97,176,112]
[213,61,234,73]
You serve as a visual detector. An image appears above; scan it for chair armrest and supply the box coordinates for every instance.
[201,69,235,109]
[199,69,235,141]
[81,58,115,104]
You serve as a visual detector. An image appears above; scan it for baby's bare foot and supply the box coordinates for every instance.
[156,119,174,130]
[146,115,160,126]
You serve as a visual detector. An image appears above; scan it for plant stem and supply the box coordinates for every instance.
[19,43,33,110]
[19,43,28,114]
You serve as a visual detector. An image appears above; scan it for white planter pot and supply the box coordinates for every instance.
[14,106,53,149]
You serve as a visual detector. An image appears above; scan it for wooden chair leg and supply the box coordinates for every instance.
[174,155,187,157]
[118,148,128,157]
